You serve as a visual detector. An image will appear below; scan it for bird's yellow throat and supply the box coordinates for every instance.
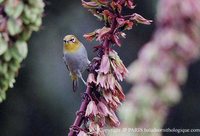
[64,42,80,53]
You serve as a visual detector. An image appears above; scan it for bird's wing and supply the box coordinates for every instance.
[81,43,90,65]
[63,55,69,71]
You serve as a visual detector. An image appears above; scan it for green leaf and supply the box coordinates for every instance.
[23,5,32,21]
[0,37,8,55]
[7,18,22,36]
[22,15,31,25]
[11,59,20,70]
[8,76,15,88]
[0,63,8,73]
[28,0,45,8]
[3,50,12,62]
[1,80,8,94]
[0,0,4,4]
[8,61,19,72]
[20,29,32,41]
[5,0,24,18]
[32,6,43,15]
[10,46,23,62]
[30,13,37,23]
[29,24,40,31]
[15,41,28,59]
[34,17,42,27]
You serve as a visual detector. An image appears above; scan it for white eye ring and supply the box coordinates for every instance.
[71,37,75,43]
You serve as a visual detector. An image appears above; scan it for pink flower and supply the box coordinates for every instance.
[83,31,97,42]
[102,10,114,24]
[88,122,101,135]
[125,0,135,9]
[109,50,128,81]
[112,34,121,46]
[103,90,120,110]
[130,13,152,25]
[110,1,122,13]
[96,73,116,90]
[77,131,87,136]
[97,101,110,116]
[81,0,99,9]
[114,81,125,101]
[116,17,134,30]
[87,73,97,84]
[157,0,200,26]
[107,74,115,90]
[96,73,107,88]
[98,54,110,74]
[84,27,111,42]
[97,114,106,127]
[85,101,98,119]
[98,0,110,5]
[96,27,111,41]
[106,109,120,127]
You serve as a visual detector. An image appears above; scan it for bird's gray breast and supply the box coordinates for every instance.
[63,45,89,74]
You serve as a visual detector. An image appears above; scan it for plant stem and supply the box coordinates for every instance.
[68,3,123,136]
[68,86,92,136]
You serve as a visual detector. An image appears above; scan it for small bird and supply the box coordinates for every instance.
[63,35,90,91]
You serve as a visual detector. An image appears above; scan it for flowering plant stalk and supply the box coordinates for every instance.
[119,0,200,135]
[68,0,151,136]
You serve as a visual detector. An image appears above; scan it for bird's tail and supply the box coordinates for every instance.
[71,74,78,92]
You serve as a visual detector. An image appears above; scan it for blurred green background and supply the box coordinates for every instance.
[0,0,200,136]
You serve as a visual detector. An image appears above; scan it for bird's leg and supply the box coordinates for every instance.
[77,71,87,85]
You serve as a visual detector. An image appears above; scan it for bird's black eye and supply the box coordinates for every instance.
[63,40,67,43]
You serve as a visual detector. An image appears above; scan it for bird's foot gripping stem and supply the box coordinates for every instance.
[78,71,87,86]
